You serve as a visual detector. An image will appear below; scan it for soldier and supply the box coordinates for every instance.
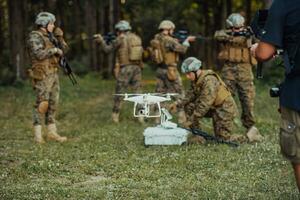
[148,20,195,123]
[27,12,68,143]
[178,57,239,142]
[214,13,262,140]
[94,20,144,123]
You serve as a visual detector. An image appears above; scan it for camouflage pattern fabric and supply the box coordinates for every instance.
[180,71,237,139]
[154,33,189,108]
[221,62,255,129]
[27,28,67,126]
[32,73,60,125]
[155,67,184,106]
[113,65,142,113]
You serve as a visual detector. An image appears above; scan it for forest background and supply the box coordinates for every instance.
[0,0,274,84]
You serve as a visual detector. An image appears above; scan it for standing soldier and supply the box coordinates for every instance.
[27,12,68,143]
[148,20,195,123]
[214,13,262,140]
[94,20,144,123]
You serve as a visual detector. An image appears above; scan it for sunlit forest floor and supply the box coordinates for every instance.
[0,66,299,199]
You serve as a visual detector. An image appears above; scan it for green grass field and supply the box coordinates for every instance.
[0,67,299,199]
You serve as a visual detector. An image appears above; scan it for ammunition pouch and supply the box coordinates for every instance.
[149,39,164,64]
[167,66,178,81]
[164,52,177,66]
[28,62,58,80]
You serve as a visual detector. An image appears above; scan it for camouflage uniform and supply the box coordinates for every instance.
[214,29,257,129]
[154,33,186,100]
[96,31,143,115]
[180,70,237,139]
[27,28,68,126]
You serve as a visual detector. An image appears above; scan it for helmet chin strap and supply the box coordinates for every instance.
[193,71,198,82]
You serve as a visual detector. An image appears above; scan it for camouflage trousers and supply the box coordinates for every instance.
[113,65,142,113]
[155,67,184,108]
[32,72,60,126]
[187,96,237,139]
[221,63,255,129]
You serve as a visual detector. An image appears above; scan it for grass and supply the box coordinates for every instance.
[0,67,299,199]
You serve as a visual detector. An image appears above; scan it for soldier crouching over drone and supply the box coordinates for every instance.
[177,57,262,143]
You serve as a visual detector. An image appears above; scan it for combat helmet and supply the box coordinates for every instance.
[115,20,132,31]
[35,12,56,27]
[158,20,175,30]
[226,13,245,28]
[181,57,202,73]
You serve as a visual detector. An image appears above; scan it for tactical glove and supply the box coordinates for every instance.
[93,34,104,43]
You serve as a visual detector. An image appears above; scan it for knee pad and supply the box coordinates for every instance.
[38,101,49,114]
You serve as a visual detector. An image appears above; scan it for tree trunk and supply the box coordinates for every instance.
[245,0,252,25]
[8,0,26,80]
[0,0,5,64]
[85,0,98,70]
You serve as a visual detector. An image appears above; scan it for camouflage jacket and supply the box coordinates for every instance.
[181,70,229,119]
[157,33,188,54]
[27,28,68,63]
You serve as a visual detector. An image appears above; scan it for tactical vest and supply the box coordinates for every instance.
[149,34,164,64]
[196,70,231,107]
[28,30,59,80]
[117,32,143,66]
[217,33,257,65]
[160,35,179,66]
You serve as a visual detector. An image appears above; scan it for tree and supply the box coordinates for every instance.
[8,0,27,81]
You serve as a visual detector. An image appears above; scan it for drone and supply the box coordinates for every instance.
[115,93,178,118]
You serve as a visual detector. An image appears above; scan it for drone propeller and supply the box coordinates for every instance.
[147,93,179,96]
[114,93,144,96]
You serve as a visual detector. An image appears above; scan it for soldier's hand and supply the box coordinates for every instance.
[93,34,104,43]
[54,27,64,38]
[183,121,193,129]
[187,36,196,42]
[250,43,259,57]
[55,48,63,56]
[168,103,177,113]
[48,47,63,56]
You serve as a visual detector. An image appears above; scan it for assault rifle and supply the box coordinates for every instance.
[250,9,269,79]
[49,33,78,85]
[225,27,254,38]
[103,32,117,44]
[90,32,117,44]
[179,126,239,147]
[173,30,210,43]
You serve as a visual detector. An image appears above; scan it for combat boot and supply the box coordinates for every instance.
[46,124,67,142]
[34,125,45,144]
[112,112,119,123]
[246,126,263,142]
[178,111,187,124]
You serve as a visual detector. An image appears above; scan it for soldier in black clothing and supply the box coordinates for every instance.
[251,0,300,191]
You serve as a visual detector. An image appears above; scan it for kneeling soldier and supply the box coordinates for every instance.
[178,57,239,142]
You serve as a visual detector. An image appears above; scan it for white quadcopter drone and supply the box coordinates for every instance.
[115,93,189,145]
[115,93,178,118]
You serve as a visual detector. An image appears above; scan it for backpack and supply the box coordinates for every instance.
[127,33,143,61]
[149,36,164,64]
